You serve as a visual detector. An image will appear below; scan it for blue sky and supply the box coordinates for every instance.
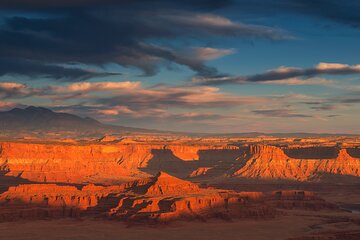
[0,0,359,133]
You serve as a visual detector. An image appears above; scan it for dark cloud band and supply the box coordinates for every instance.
[0,0,287,81]
[194,63,360,85]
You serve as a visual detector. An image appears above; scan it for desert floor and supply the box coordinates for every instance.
[1,210,359,240]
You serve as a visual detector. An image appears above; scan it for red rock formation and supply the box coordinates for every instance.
[107,174,276,222]
[189,167,212,177]
[0,172,278,222]
[0,142,240,184]
[0,171,340,223]
[233,145,360,181]
[316,149,360,176]
[0,142,152,184]
[0,141,359,184]
[142,171,201,195]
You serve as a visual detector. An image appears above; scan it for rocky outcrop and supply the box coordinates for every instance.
[189,167,213,177]
[106,174,276,223]
[140,171,201,195]
[0,141,359,184]
[0,184,95,221]
[0,172,340,223]
[316,149,360,176]
[0,142,153,184]
[0,142,243,184]
[0,172,277,222]
[233,145,360,181]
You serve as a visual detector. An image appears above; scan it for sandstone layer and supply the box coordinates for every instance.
[0,172,268,222]
[0,140,359,184]
[0,172,337,223]
[232,145,360,181]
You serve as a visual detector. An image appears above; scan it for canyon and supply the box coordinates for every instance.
[0,138,359,184]
[0,171,338,223]
[0,136,359,239]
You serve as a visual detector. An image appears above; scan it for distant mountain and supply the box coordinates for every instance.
[0,106,356,138]
[0,106,158,135]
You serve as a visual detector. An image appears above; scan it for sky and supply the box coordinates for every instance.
[0,0,359,133]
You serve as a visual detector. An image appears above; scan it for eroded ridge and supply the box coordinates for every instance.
[0,172,338,223]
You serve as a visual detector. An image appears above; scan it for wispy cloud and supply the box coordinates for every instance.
[0,82,39,99]
[187,47,236,61]
[262,77,335,86]
[51,81,141,93]
[252,109,313,118]
[0,58,120,82]
[194,62,360,85]
[0,81,267,120]
[95,85,264,109]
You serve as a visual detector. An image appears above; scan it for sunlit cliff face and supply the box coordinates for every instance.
[1,140,359,184]
[0,170,336,223]
[0,136,358,227]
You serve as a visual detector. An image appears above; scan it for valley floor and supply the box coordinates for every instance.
[1,210,359,240]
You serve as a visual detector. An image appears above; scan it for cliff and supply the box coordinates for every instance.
[0,141,359,185]
[0,172,277,222]
[0,172,338,223]
[232,145,360,181]
[0,142,244,184]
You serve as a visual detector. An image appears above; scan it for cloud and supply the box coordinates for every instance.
[159,13,289,40]
[199,0,360,29]
[0,82,36,99]
[194,62,360,85]
[262,77,335,86]
[0,74,356,130]
[0,58,120,81]
[189,47,236,61]
[289,0,360,28]
[310,105,337,111]
[0,81,267,123]
[0,0,233,10]
[0,2,288,80]
[95,85,264,110]
[51,103,238,129]
[2,77,357,133]
[340,98,360,104]
[0,101,18,110]
[327,114,340,118]
[0,80,264,110]
[51,81,141,93]
[171,112,235,121]
[301,94,360,112]
[252,109,313,118]
[96,106,234,121]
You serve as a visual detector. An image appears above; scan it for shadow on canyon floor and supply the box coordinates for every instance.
[0,171,32,194]
[140,149,246,179]
[209,176,360,195]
